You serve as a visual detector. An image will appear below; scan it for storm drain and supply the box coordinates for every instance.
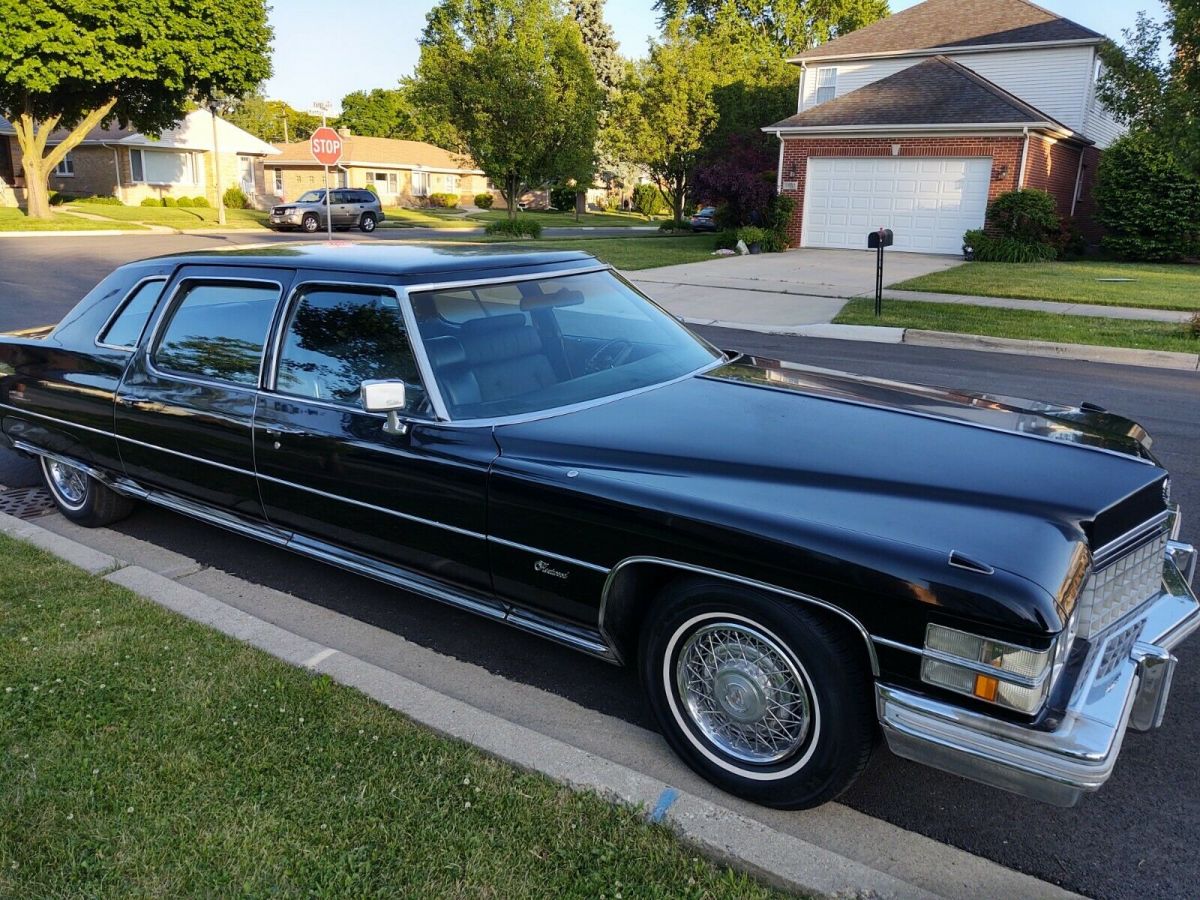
[0,486,56,519]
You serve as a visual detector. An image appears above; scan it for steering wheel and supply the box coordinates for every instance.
[584,339,634,373]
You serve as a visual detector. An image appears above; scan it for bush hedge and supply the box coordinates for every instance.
[474,192,494,209]
[632,183,666,217]
[75,195,123,205]
[222,186,250,210]
[961,189,1058,262]
[427,192,458,208]
[161,196,177,207]
[484,217,542,239]
[175,196,193,207]
[140,197,161,207]
[549,185,578,212]
[657,219,691,232]
[191,196,210,208]
[1095,134,1200,261]
[963,229,1057,262]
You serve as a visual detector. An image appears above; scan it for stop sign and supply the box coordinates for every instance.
[309,127,343,166]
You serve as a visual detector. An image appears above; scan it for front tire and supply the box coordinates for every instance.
[301,213,320,233]
[639,578,875,809]
[40,457,135,527]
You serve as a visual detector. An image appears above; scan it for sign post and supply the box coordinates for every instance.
[309,126,344,240]
[866,228,894,317]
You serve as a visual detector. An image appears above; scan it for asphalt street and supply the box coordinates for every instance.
[0,227,648,332]
[2,240,1199,897]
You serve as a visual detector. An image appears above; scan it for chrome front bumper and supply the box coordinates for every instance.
[878,545,1199,806]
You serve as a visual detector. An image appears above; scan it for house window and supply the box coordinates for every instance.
[412,170,430,197]
[53,152,76,177]
[814,67,837,104]
[273,168,283,192]
[445,174,460,193]
[129,148,196,185]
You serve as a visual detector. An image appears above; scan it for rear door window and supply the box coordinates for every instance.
[153,281,281,386]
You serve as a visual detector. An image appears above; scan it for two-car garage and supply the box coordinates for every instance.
[800,157,993,255]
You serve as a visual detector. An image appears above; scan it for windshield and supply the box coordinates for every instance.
[297,190,327,203]
[410,269,721,420]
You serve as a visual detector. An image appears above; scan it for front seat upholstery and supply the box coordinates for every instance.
[455,314,558,404]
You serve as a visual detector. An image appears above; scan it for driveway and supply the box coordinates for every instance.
[630,248,961,329]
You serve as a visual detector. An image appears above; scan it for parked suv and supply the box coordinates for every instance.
[269,189,384,233]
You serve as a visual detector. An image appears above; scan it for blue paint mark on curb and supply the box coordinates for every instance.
[649,787,680,823]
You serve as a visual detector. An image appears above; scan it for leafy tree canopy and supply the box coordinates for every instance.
[413,0,603,218]
[1098,1,1200,175]
[654,0,888,56]
[225,94,320,144]
[0,0,272,217]
[338,82,460,148]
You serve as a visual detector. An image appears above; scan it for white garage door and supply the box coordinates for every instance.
[802,157,992,254]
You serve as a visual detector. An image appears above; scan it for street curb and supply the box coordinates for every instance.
[904,329,1200,371]
[0,229,140,238]
[0,509,941,899]
[682,317,904,343]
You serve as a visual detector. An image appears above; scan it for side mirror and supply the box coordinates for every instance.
[361,379,409,436]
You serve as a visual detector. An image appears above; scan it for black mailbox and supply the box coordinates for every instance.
[868,228,894,249]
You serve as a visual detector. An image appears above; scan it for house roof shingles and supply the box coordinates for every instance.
[271,135,481,173]
[766,55,1085,137]
[793,0,1103,61]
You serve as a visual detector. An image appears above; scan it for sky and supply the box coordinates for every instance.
[263,0,1163,113]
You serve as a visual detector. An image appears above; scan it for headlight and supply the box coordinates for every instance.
[920,623,1054,714]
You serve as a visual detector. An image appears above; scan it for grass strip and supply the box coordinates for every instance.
[407,234,725,270]
[889,261,1200,312]
[0,209,145,232]
[834,298,1200,354]
[63,205,269,229]
[0,533,780,898]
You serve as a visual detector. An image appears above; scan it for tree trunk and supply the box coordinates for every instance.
[507,173,519,220]
[22,156,52,219]
[672,182,685,225]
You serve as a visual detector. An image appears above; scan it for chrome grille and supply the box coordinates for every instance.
[1076,531,1166,639]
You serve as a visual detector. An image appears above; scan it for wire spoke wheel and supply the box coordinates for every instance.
[675,622,812,764]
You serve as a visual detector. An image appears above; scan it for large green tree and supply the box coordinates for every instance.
[609,18,718,223]
[0,0,272,218]
[654,0,888,55]
[337,82,459,148]
[1098,1,1200,175]
[226,93,320,144]
[413,0,603,219]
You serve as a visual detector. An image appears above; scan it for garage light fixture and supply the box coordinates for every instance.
[891,144,901,156]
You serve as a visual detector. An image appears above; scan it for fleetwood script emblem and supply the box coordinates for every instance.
[534,560,569,580]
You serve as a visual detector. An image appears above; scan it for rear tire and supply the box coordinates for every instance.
[40,457,135,527]
[359,212,378,233]
[639,577,875,809]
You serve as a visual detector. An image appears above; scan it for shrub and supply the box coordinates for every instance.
[175,196,193,207]
[549,185,579,212]
[363,183,378,195]
[484,217,542,238]
[765,194,795,251]
[658,219,691,232]
[631,183,666,217]
[474,192,494,209]
[427,192,458,208]
[735,225,771,250]
[161,196,177,207]
[714,230,740,251]
[222,186,250,210]
[191,196,210,208]
[987,189,1058,243]
[1188,312,1200,340]
[963,229,1056,263]
[1052,216,1087,260]
[75,194,123,205]
[1095,134,1200,261]
[140,197,161,207]
[48,191,67,206]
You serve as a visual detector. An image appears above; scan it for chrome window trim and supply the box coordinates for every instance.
[399,264,725,428]
[94,275,169,352]
[264,278,438,421]
[144,275,285,392]
[599,556,880,674]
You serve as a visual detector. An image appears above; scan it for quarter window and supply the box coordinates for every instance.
[99,278,167,349]
[154,281,280,386]
[814,67,837,104]
[275,285,429,414]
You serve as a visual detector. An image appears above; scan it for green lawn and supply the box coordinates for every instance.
[890,260,1200,311]
[834,298,1200,354]
[381,206,476,228]
[441,234,723,270]
[0,534,780,898]
[467,209,657,228]
[65,203,269,230]
[0,208,145,231]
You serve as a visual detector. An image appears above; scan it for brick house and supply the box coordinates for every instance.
[763,0,1123,254]
[0,109,279,208]
[264,133,496,208]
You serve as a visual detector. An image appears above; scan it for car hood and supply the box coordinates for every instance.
[493,357,1168,617]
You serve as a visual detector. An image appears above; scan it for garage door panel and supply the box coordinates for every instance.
[803,156,991,254]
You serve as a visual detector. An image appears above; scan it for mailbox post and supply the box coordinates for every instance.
[867,227,893,317]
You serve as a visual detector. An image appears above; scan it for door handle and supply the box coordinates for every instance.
[118,395,154,409]
[261,425,309,437]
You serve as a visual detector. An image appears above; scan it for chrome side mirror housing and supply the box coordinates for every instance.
[361,379,409,436]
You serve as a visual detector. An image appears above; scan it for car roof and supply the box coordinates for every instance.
[122,241,599,280]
